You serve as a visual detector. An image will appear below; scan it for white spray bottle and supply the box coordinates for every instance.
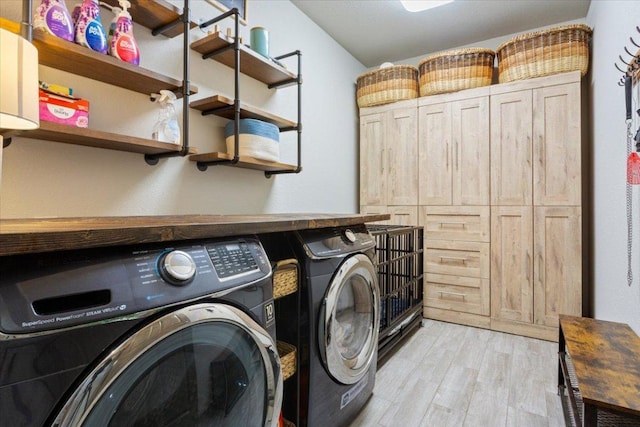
[152,90,180,145]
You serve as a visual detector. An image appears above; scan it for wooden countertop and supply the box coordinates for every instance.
[0,214,389,256]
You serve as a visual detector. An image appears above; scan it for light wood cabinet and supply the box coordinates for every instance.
[533,207,582,328]
[360,113,387,207]
[418,88,491,327]
[388,206,419,226]
[490,72,585,341]
[490,91,533,205]
[491,77,581,206]
[491,206,533,324]
[532,84,582,206]
[421,206,490,242]
[359,72,586,340]
[359,99,418,225]
[491,206,582,340]
[418,93,490,206]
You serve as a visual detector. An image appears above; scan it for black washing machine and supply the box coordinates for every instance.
[0,236,282,427]
[271,225,380,427]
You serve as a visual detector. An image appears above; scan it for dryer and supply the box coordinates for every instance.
[0,236,282,427]
[280,225,380,427]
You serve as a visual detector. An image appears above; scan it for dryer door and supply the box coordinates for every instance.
[51,303,282,427]
[320,253,380,385]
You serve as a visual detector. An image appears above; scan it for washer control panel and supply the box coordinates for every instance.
[0,237,271,334]
[207,243,260,279]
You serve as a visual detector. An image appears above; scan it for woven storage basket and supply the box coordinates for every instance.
[277,341,296,381]
[273,259,298,299]
[356,65,419,108]
[496,24,592,83]
[418,48,495,96]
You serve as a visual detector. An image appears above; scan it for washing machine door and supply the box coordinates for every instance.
[51,303,282,427]
[320,253,380,385]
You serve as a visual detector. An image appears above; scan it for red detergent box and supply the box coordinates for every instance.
[39,89,89,128]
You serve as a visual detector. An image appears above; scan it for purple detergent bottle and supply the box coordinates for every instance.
[33,0,75,42]
[75,0,107,54]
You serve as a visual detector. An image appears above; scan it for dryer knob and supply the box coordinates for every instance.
[159,250,196,286]
[344,229,357,243]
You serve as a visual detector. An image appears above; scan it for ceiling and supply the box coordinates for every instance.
[290,0,591,67]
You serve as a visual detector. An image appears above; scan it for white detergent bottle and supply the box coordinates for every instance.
[152,90,181,145]
[75,0,107,54]
[106,5,121,49]
[109,0,139,65]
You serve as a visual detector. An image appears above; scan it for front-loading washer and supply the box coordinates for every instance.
[282,225,380,427]
[0,236,282,427]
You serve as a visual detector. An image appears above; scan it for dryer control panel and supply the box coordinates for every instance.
[0,237,271,335]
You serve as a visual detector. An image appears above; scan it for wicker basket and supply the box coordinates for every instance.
[497,24,592,83]
[277,341,296,381]
[356,65,419,108]
[273,259,298,299]
[418,48,495,96]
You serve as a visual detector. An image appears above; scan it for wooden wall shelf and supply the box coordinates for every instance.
[189,152,299,172]
[33,30,198,97]
[191,32,297,88]
[100,0,197,38]
[12,121,197,155]
[190,95,296,129]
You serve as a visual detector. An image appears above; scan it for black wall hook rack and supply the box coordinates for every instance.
[616,27,640,86]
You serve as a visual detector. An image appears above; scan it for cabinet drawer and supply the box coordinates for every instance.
[425,240,489,278]
[425,273,489,316]
[420,206,489,242]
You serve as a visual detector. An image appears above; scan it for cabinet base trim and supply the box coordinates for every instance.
[424,306,490,329]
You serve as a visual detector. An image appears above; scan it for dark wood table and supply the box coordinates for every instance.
[558,315,640,426]
[0,214,389,256]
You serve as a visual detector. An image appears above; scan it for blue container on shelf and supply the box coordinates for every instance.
[224,119,279,162]
[250,27,269,58]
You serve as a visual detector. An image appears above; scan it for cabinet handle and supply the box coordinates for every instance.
[455,141,459,170]
[539,254,544,284]
[439,256,467,264]
[446,142,450,169]
[439,291,466,300]
[440,221,466,228]
[526,252,532,283]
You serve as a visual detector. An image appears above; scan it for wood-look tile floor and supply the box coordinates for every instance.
[351,319,565,427]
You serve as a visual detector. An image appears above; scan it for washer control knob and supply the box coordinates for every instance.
[344,229,357,243]
[159,250,196,286]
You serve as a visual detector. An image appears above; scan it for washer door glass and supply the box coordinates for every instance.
[52,303,282,427]
[321,253,379,385]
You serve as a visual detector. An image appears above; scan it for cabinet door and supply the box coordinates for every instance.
[388,205,418,226]
[418,103,452,205]
[533,207,582,327]
[360,113,387,206]
[490,91,533,205]
[533,83,581,206]
[387,107,418,205]
[452,96,490,205]
[491,206,533,323]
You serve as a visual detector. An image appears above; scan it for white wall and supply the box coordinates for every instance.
[0,0,365,217]
[587,1,640,334]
